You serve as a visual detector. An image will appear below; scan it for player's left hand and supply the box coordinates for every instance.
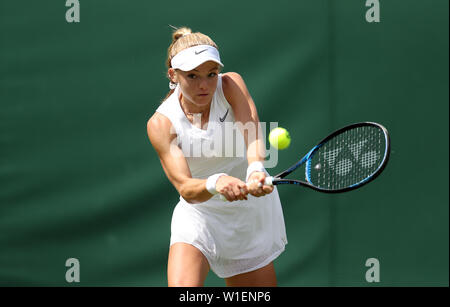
[247,171,274,197]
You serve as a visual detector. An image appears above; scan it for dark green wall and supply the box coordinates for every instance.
[1,0,448,286]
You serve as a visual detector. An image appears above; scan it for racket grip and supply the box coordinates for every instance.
[264,176,274,186]
[219,177,274,201]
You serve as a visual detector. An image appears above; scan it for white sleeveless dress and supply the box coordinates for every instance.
[155,74,287,278]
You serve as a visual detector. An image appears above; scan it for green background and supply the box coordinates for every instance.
[1,0,448,286]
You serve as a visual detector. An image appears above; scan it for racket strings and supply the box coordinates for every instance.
[308,125,386,190]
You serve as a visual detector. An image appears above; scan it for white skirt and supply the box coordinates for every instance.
[170,187,288,278]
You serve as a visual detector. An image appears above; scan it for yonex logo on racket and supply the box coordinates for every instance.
[299,122,390,192]
[244,122,389,193]
[321,139,380,176]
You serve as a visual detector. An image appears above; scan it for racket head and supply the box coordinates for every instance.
[304,122,390,193]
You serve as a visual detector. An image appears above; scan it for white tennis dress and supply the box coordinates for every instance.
[155,74,287,278]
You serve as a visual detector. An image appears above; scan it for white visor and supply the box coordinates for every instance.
[171,45,224,71]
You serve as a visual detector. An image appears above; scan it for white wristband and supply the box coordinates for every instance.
[246,161,265,182]
[205,173,227,195]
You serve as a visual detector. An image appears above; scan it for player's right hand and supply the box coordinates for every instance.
[247,171,274,197]
[216,176,248,202]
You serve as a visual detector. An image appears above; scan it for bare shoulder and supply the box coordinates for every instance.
[147,112,172,133]
[147,112,175,148]
[222,72,246,92]
[221,72,250,103]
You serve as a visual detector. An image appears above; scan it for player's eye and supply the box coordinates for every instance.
[187,74,197,79]
[208,72,217,78]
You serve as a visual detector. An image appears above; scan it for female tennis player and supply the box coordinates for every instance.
[147,27,287,287]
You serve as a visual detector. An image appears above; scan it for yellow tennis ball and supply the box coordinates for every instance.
[269,127,291,150]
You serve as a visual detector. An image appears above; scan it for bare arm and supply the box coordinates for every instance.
[222,72,266,165]
[147,113,247,203]
[222,72,273,196]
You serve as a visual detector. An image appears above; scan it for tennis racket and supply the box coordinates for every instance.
[219,122,390,200]
[263,122,391,193]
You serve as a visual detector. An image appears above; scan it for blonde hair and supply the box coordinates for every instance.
[162,26,219,101]
[166,26,219,69]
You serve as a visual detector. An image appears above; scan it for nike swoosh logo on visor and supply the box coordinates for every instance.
[195,49,208,55]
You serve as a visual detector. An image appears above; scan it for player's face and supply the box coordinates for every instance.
[174,61,220,108]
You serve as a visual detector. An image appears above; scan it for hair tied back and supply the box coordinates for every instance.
[169,25,192,42]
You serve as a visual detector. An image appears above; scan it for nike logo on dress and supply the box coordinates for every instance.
[219,109,229,122]
[195,49,208,55]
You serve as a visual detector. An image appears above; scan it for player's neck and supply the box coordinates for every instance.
[179,95,211,116]
[179,95,211,129]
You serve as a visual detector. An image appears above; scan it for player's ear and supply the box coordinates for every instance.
[168,68,178,83]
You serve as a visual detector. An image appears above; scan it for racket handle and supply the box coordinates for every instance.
[264,176,274,186]
[219,177,274,201]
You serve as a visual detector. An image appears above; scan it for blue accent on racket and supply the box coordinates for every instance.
[264,122,391,193]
